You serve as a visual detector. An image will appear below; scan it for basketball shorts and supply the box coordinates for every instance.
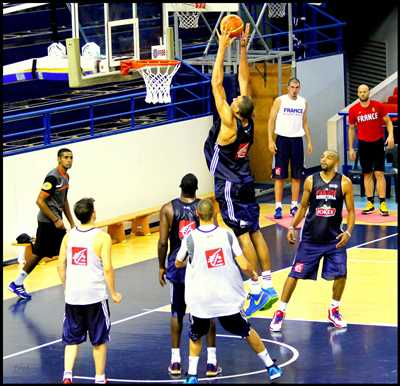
[62,300,111,346]
[214,178,260,237]
[288,240,347,280]
[272,135,304,179]
[32,221,66,258]
[358,138,385,173]
[169,281,186,319]
[189,311,251,342]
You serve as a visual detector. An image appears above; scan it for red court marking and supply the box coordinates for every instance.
[343,209,397,223]
[265,214,304,229]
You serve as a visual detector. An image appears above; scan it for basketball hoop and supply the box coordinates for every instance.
[173,3,206,29]
[267,3,287,18]
[120,59,181,104]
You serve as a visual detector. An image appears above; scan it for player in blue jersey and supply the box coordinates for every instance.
[158,174,221,377]
[270,150,355,332]
[204,24,278,318]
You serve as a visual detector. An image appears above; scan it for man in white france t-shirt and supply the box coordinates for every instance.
[268,77,313,220]
[175,199,283,384]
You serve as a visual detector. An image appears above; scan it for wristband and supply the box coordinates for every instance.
[288,226,295,230]
[345,230,352,237]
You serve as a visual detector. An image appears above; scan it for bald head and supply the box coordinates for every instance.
[357,84,370,102]
[197,199,214,221]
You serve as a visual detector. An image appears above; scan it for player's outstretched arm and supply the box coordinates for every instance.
[238,23,251,97]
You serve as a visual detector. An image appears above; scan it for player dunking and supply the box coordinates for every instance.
[204,24,278,317]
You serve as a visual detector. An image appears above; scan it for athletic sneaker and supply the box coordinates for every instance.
[379,201,389,216]
[168,362,181,376]
[260,287,279,311]
[274,207,283,219]
[206,363,222,377]
[328,306,347,328]
[62,378,72,384]
[362,201,375,214]
[289,206,298,217]
[244,291,270,317]
[8,281,32,299]
[184,375,199,384]
[270,310,286,332]
[267,360,283,380]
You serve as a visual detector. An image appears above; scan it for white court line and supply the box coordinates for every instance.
[4,233,398,360]
[3,306,165,360]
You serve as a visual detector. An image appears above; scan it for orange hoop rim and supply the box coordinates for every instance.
[121,59,181,70]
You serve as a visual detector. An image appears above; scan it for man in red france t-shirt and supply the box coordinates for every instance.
[348,84,394,216]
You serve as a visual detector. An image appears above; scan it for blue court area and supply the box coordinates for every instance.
[3,223,397,384]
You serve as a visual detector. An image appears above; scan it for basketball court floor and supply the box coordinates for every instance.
[3,195,398,384]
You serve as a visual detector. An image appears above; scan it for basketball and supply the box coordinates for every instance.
[220,14,244,38]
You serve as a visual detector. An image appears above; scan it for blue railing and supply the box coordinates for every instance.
[3,62,212,157]
[338,111,398,175]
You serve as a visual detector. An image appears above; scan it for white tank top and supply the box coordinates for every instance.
[181,226,246,318]
[275,94,306,137]
[65,227,108,305]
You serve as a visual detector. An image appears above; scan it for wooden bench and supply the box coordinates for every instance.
[95,193,219,244]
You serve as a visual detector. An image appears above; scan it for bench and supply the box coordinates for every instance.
[95,193,219,244]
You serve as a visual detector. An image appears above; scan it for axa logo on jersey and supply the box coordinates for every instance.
[235,143,250,159]
[205,248,226,268]
[71,247,88,265]
[178,220,196,240]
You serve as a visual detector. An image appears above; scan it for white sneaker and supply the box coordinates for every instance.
[270,310,285,332]
[328,306,347,328]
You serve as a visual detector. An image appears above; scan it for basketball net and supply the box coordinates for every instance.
[174,3,206,29]
[120,60,181,104]
[267,3,287,18]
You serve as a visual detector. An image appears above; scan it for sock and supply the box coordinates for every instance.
[249,278,261,295]
[188,356,199,376]
[207,347,217,365]
[330,299,340,308]
[261,270,272,289]
[95,374,106,384]
[63,370,72,380]
[275,202,282,209]
[367,197,374,204]
[379,197,385,204]
[278,301,288,312]
[171,348,181,363]
[291,200,298,208]
[14,270,28,286]
[257,349,275,368]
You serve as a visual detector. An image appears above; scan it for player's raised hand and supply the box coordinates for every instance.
[240,23,251,47]
[216,28,236,49]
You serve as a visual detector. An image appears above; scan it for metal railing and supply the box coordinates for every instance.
[3,63,211,157]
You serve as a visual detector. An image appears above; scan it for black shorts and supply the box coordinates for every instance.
[272,135,304,179]
[189,312,251,341]
[215,178,260,237]
[32,221,66,258]
[62,300,111,346]
[169,281,186,319]
[358,138,385,173]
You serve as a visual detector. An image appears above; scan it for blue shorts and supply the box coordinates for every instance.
[169,281,186,319]
[215,178,260,237]
[62,300,111,346]
[289,240,347,280]
[272,135,304,179]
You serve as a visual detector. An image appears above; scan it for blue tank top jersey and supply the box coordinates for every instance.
[301,172,344,243]
[166,198,200,283]
[204,117,254,184]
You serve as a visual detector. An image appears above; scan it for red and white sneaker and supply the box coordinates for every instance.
[328,306,347,328]
[269,310,285,332]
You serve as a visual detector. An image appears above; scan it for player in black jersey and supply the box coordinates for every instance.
[157,174,220,377]
[270,150,355,332]
[204,25,278,317]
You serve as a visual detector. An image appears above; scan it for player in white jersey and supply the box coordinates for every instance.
[268,78,313,219]
[57,198,122,384]
[175,199,283,384]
